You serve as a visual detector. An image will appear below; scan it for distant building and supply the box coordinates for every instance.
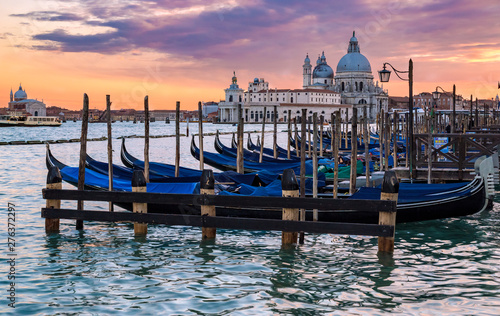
[388,96,409,110]
[202,101,218,118]
[8,84,46,116]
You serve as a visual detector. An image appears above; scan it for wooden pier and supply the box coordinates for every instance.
[42,167,399,253]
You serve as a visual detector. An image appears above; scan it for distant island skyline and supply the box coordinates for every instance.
[1,0,499,110]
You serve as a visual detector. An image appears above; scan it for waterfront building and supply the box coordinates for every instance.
[218,32,388,123]
[8,84,47,116]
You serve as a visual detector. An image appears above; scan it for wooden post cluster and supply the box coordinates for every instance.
[378,170,399,253]
[132,170,148,236]
[281,169,299,245]
[200,169,216,239]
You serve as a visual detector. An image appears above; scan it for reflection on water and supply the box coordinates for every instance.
[0,123,499,314]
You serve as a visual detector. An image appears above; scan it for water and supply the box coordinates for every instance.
[1,122,499,315]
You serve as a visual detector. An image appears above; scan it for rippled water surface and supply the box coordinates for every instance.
[0,122,499,315]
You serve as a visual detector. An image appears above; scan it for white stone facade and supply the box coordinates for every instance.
[218,32,388,123]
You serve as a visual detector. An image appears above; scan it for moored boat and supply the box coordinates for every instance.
[0,115,61,127]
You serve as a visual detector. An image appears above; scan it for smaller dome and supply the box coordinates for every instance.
[304,54,310,64]
[253,78,259,83]
[313,63,334,79]
[14,85,27,100]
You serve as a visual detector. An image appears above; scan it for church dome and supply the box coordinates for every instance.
[336,31,372,73]
[14,85,27,100]
[337,53,371,73]
[313,63,334,79]
[312,51,334,79]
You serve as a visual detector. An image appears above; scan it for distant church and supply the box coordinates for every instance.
[218,32,388,123]
[8,84,46,116]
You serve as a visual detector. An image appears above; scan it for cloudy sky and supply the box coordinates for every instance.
[1,0,499,110]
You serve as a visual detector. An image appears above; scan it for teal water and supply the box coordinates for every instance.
[0,122,499,315]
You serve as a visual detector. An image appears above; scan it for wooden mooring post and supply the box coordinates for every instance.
[76,93,89,230]
[287,110,292,160]
[144,96,150,183]
[237,103,244,174]
[198,101,204,170]
[106,95,113,212]
[260,106,267,163]
[132,170,147,236]
[299,109,307,244]
[281,169,299,245]
[349,107,358,195]
[273,105,278,158]
[200,170,216,239]
[175,101,180,177]
[45,166,62,233]
[378,170,399,253]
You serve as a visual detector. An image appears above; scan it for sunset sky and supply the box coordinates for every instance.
[1,0,499,111]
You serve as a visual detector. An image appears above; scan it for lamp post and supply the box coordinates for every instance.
[379,59,414,180]
[432,85,456,133]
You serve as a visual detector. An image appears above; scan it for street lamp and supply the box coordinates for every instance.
[378,59,415,180]
[432,85,456,133]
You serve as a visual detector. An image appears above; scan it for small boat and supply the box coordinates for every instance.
[0,115,61,127]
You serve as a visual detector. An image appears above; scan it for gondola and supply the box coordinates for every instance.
[214,131,297,163]
[191,135,314,175]
[248,134,299,159]
[118,139,264,185]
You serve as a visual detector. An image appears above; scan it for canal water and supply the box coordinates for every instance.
[0,122,499,315]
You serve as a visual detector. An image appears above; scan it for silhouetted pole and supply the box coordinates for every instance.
[200,170,216,239]
[237,103,244,174]
[273,105,278,158]
[106,95,113,212]
[299,109,307,244]
[281,169,299,245]
[287,110,292,159]
[259,106,267,163]
[144,96,150,183]
[349,107,358,195]
[198,101,204,170]
[320,115,324,157]
[364,107,370,187]
[333,111,340,198]
[378,170,399,253]
[175,101,180,177]
[312,113,318,221]
[46,166,62,233]
[452,84,456,133]
[132,170,147,235]
[76,93,89,230]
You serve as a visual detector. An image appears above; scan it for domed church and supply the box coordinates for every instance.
[303,32,388,118]
[218,32,388,123]
[8,84,47,116]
